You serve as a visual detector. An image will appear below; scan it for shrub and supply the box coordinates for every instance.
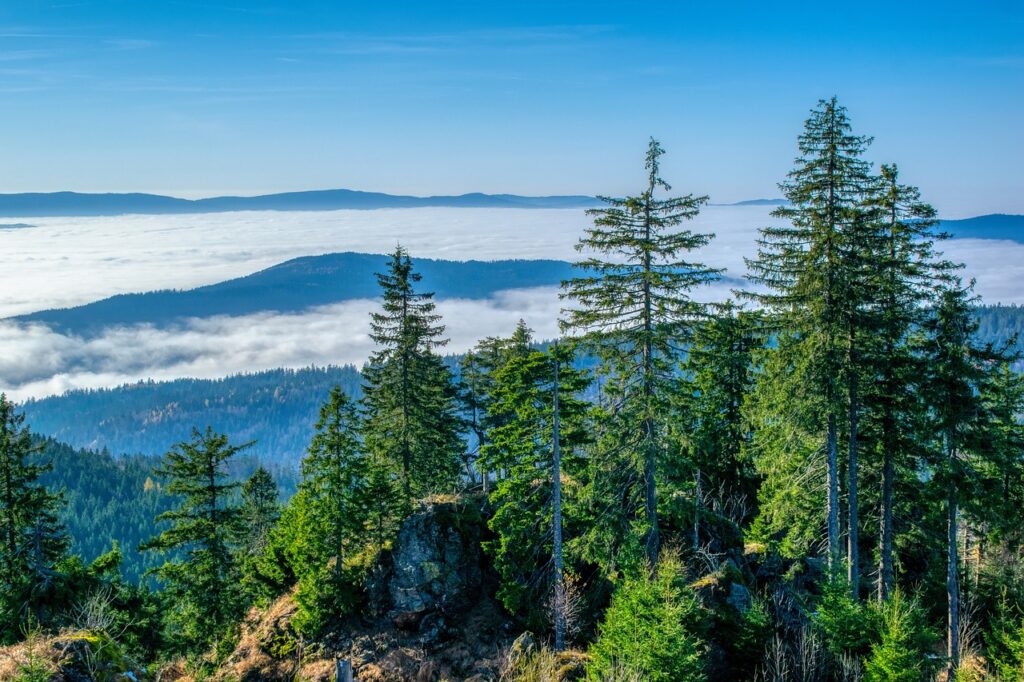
[813,577,878,658]
[985,598,1024,682]
[863,590,938,682]
[586,552,707,682]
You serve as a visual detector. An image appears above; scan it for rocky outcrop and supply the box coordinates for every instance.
[199,495,509,682]
[368,498,485,633]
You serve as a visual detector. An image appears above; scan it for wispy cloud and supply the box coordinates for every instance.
[103,38,157,51]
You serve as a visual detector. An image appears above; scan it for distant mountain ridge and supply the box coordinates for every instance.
[10,252,583,336]
[0,189,602,216]
[939,214,1024,243]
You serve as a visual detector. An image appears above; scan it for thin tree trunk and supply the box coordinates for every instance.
[947,430,960,679]
[641,195,659,566]
[693,468,702,551]
[827,411,840,574]
[847,349,860,598]
[947,482,960,679]
[879,432,894,602]
[552,342,565,651]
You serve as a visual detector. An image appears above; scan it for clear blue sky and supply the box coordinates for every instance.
[0,1,1021,216]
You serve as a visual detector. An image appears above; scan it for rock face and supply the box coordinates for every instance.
[369,499,484,629]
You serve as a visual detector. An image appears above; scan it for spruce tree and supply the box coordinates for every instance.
[0,394,67,642]
[678,302,759,545]
[238,466,279,602]
[140,427,247,651]
[481,342,590,631]
[920,280,1000,677]
[362,246,462,503]
[861,162,954,600]
[561,138,720,565]
[239,466,279,556]
[744,97,873,577]
[458,319,536,489]
[978,361,1024,540]
[458,320,535,491]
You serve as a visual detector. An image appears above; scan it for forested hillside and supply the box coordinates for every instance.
[21,366,362,464]
[30,438,298,584]
[19,305,1022,466]
[3,100,1024,681]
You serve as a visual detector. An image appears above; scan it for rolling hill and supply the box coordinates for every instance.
[939,213,1024,242]
[11,253,581,336]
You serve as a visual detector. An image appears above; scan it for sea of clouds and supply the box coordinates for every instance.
[2,206,1022,400]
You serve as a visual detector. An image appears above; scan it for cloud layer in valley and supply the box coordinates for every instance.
[2,206,1022,400]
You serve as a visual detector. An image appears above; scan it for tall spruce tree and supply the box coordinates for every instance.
[362,246,462,503]
[920,280,1000,677]
[0,394,67,643]
[561,138,720,565]
[481,342,590,631]
[744,97,873,577]
[862,163,954,600]
[140,427,248,651]
[979,361,1024,539]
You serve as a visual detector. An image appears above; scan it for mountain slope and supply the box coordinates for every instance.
[940,213,1024,242]
[21,365,362,465]
[0,189,600,217]
[12,253,579,335]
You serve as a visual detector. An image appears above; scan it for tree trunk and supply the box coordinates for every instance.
[847,356,860,598]
[827,411,840,574]
[552,344,565,652]
[878,437,894,602]
[693,468,702,551]
[947,481,960,679]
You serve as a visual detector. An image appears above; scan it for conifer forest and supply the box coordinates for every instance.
[3,98,1024,681]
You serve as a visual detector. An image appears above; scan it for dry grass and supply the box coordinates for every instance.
[499,643,587,682]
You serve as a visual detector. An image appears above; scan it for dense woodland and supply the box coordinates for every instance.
[2,98,1024,681]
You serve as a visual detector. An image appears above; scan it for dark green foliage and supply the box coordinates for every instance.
[562,137,720,566]
[745,97,875,573]
[677,304,760,543]
[0,394,68,643]
[860,162,954,600]
[362,246,462,502]
[481,343,591,629]
[288,387,378,635]
[586,553,707,682]
[745,333,825,557]
[21,365,363,466]
[457,320,535,488]
[986,598,1024,681]
[238,466,280,602]
[813,577,879,658]
[140,427,249,652]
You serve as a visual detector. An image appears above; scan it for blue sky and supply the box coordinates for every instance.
[0,1,1021,216]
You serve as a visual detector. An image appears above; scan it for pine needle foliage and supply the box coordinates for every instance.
[140,427,248,652]
[481,342,591,629]
[561,138,720,565]
[362,246,462,503]
[0,395,68,644]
